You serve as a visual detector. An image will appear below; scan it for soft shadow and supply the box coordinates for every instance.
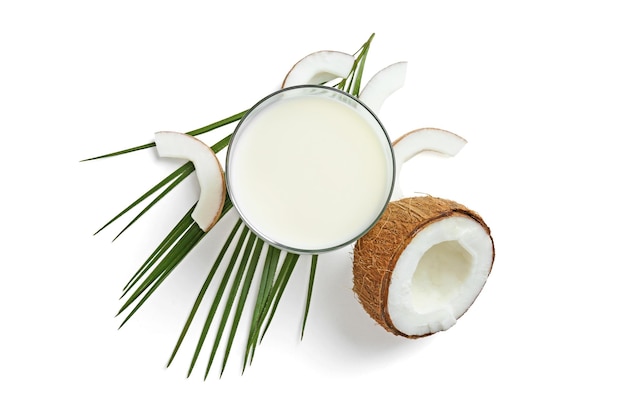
[305,250,435,374]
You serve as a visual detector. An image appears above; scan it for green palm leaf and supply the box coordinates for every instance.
[204,231,257,379]
[301,255,318,339]
[167,218,244,368]
[93,161,193,237]
[220,237,264,376]
[88,33,377,377]
[187,226,250,377]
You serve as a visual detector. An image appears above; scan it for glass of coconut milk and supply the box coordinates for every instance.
[226,85,395,254]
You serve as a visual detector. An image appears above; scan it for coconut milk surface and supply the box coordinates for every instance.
[228,92,392,252]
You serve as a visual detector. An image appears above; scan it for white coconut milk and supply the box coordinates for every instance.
[227,87,394,253]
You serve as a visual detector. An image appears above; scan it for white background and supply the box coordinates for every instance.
[2,1,625,415]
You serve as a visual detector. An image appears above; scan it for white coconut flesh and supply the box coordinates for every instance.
[387,215,494,336]
[358,61,408,115]
[282,50,355,88]
[391,128,467,201]
[154,131,226,232]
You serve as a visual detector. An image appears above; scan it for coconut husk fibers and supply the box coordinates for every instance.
[352,195,494,338]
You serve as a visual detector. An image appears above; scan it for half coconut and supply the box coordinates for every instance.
[353,196,494,338]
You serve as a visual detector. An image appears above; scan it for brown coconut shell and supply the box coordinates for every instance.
[352,195,495,338]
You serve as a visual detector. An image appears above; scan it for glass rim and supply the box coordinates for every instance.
[225,84,396,255]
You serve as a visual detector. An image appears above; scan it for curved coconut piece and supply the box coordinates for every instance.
[391,128,467,201]
[353,196,494,338]
[281,50,355,88]
[154,131,226,232]
[358,61,408,114]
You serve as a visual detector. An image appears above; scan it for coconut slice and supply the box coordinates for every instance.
[281,50,355,88]
[391,128,467,200]
[154,131,226,232]
[358,61,408,114]
[353,196,494,338]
